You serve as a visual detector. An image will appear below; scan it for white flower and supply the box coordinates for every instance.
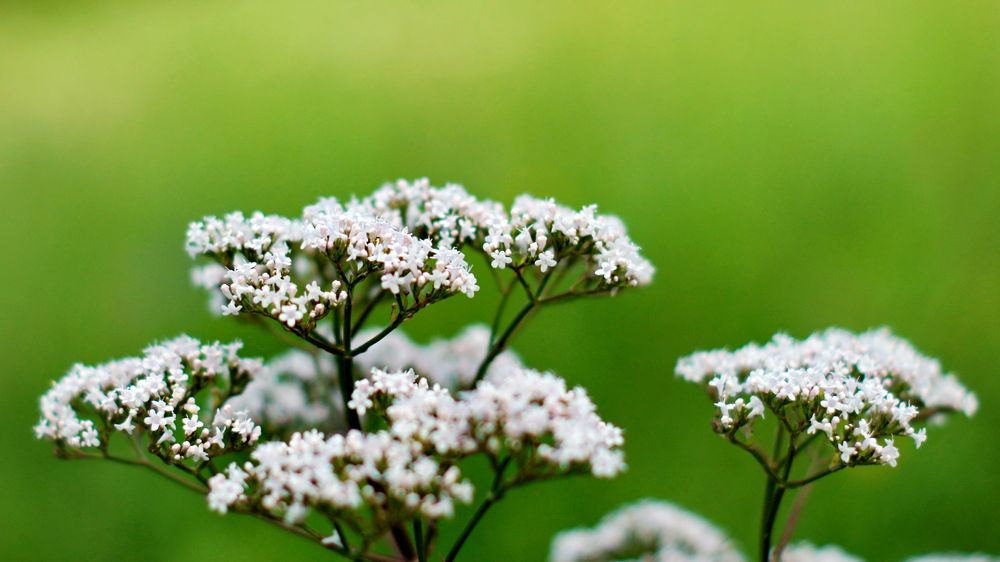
[490,250,513,269]
[207,464,249,514]
[224,349,335,428]
[782,542,865,562]
[878,439,900,467]
[143,403,174,432]
[534,249,557,272]
[550,500,744,562]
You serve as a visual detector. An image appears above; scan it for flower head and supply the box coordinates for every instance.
[676,328,977,468]
[549,500,744,562]
[187,195,480,331]
[35,336,264,462]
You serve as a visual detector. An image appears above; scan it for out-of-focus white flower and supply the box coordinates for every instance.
[781,542,864,562]
[353,324,521,389]
[676,328,977,468]
[906,552,1000,562]
[225,349,337,431]
[549,500,744,562]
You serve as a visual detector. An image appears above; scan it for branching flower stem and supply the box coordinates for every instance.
[760,428,797,562]
[338,282,362,431]
[473,266,604,385]
[749,426,850,561]
[444,457,512,562]
[413,519,427,562]
[69,450,208,494]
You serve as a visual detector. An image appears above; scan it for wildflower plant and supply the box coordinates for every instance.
[674,328,978,562]
[35,179,652,562]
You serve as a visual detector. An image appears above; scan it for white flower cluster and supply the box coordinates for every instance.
[354,178,654,289]
[549,500,744,562]
[209,364,625,525]
[352,365,626,478]
[187,211,348,326]
[35,336,264,462]
[782,543,864,562]
[675,328,978,467]
[353,177,506,249]
[187,195,481,328]
[466,367,626,477]
[906,553,1000,562]
[302,197,480,298]
[354,324,521,389]
[207,428,473,523]
[492,195,654,287]
[225,349,338,431]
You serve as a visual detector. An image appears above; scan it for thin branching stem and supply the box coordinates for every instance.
[70,451,208,494]
[760,427,796,562]
[413,519,427,562]
[536,287,610,306]
[444,457,511,562]
[352,288,386,334]
[512,267,535,301]
[489,280,515,341]
[728,432,780,483]
[473,300,537,384]
[301,331,348,357]
[783,464,846,488]
[773,484,814,561]
[338,283,362,430]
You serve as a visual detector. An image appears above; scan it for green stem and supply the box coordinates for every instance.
[784,463,846,488]
[389,524,416,561]
[473,301,537,384]
[760,428,797,562]
[444,458,510,561]
[489,281,515,342]
[414,519,427,562]
[338,285,361,430]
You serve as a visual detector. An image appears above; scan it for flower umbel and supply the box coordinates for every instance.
[676,327,977,562]
[676,327,977,470]
[35,336,263,461]
[37,178,651,562]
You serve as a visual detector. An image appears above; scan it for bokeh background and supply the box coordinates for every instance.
[2,1,999,560]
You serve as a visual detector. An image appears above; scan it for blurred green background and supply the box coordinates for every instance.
[2,1,999,560]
